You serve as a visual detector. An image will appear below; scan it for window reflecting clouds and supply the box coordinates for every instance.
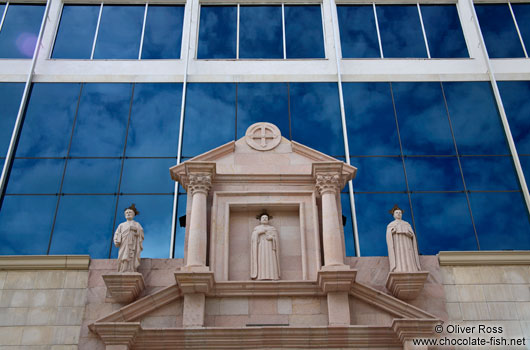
[182,83,236,157]
[405,157,463,191]
[351,157,406,192]
[460,156,519,191]
[498,81,530,154]
[93,5,144,59]
[52,5,99,59]
[344,83,399,156]
[290,83,344,156]
[475,4,524,58]
[7,159,64,194]
[421,5,468,58]
[62,159,121,194]
[239,6,283,59]
[0,83,24,158]
[174,193,187,259]
[49,195,116,257]
[120,158,175,194]
[512,4,530,53]
[198,6,237,59]
[411,193,476,254]
[377,5,427,58]
[337,5,379,58]
[0,196,56,255]
[285,5,324,58]
[0,4,45,58]
[142,5,184,59]
[342,192,355,257]
[236,83,289,139]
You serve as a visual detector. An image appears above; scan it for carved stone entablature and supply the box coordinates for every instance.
[188,173,212,195]
[315,172,341,195]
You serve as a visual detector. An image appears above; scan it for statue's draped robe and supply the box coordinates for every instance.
[250,224,280,280]
[114,220,144,272]
[386,219,421,272]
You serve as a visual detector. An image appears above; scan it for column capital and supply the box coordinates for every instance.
[312,162,351,196]
[188,172,212,195]
[177,162,216,195]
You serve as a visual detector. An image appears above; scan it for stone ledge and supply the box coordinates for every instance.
[0,255,90,270]
[175,271,215,294]
[386,271,429,300]
[317,268,357,293]
[438,251,530,266]
[103,272,145,304]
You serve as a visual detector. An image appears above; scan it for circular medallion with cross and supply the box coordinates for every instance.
[245,122,282,151]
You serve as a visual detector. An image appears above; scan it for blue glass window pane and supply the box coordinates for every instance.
[498,81,530,154]
[513,4,530,54]
[475,4,524,58]
[182,83,235,157]
[0,83,24,157]
[197,6,236,59]
[120,158,175,194]
[350,157,406,192]
[142,5,184,59]
[17,83,80,157]
[62,159,121,194]
[469,192,530,250]
[411,192,476,254]
[93,5,144,59]
[343,83,399,156]
[377,5,427,58]
[290,83,344,156]
[393,82,455,155]
[6,159,64,194]
[285,6,324,59]
[239,6,283,59]
[521,156,530,186]
[421,5,468,58]
[355,193,410,256]
[337,5,379,58]
[342,192,355,256]
[49,195,116,257]
[111,195,173,258]
[405,157,463,191]
[174,193,187,259]
[0,4,44,58]
[236,83,289,139]
[52,5,99,59]
[0,195,56,255]
[127,83,182,157]
[461,156,519,191]
[69,84,132,157]
[443,82,509,155]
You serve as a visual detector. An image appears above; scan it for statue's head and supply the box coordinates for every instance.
[256,211,272,224]
[389,204,403,220]
[124,204,139,220]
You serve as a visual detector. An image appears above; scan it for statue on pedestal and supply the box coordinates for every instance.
[250,213,280,280]
[386,205,421,272]
[114,204,144,273]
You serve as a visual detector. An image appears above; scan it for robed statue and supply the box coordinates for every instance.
[250,213,280,280]
[386,205,421,272]
[114,204,144,272]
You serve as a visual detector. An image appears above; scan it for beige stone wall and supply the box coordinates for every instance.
[442,264,530,345]
[0,269,88,349]
[204,296,328,327]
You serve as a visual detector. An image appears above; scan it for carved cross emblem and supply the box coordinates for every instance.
[245,122,282,151]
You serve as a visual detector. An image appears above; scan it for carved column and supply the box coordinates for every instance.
[186,165,214,268]
[314,165,345,267]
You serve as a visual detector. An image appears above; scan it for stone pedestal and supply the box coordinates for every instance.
[385,271,429,300]
[317,267,357,326]
[93,322,141,350]
[175,270,215,327]
[102,272,145,304]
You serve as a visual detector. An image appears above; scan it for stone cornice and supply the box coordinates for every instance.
[438,251,530,266]
[0,255,90,270]
[211,280,324,297]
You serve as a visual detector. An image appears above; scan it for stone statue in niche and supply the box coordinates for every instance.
[250,213,280,280]
[114,204,144,273]
[386,205,421,273]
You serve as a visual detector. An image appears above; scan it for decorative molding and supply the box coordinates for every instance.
[93,322,141,347]
[351,282,438,320]
[392,319,440,342]
[133,326,401,349]
[103,272,145,303]
[89,284,181,329]
[317,268,357,293]
[438,251,530,266]
[0,255,90,270]
[175,271,215,294]
[211,280,324,297]
[385,271,429,300]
